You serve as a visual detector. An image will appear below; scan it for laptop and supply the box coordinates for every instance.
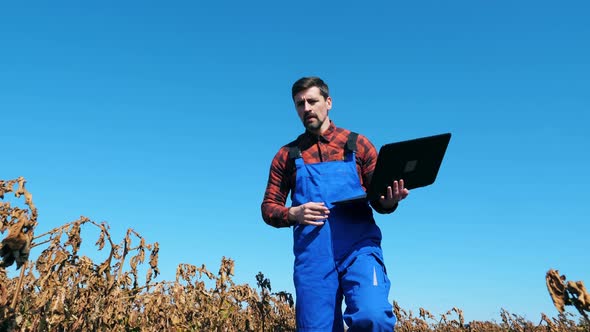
[332,133,451,204]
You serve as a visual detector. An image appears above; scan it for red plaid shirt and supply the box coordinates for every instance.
[261,122,395,228]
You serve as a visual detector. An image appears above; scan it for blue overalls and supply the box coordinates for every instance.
[290,133,396,332]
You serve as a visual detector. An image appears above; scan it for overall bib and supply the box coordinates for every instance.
[290,133,397,332]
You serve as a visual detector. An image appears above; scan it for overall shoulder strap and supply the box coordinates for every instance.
[288,144,305,168]
[288,146,302,159]
[345,132,358,153]
[288,136,303,160]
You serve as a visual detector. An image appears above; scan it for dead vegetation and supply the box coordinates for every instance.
[546,269,590,324]
[1,177,295,331]
[1,177,588,331]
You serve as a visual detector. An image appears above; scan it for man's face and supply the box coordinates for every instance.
[293,87,332,133]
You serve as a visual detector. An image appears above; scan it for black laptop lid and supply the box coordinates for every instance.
[365,133,451,201]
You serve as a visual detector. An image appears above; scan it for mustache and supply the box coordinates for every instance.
[304,113,317,121]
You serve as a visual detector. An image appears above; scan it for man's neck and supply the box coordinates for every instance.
[307,119,331,136]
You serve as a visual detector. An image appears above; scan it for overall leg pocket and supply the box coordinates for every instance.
[341,253,396,331]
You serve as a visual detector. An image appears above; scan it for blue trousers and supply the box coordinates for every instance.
[294,251,396,331]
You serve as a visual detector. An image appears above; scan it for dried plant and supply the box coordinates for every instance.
[1,178,296,331]
[547,269,590,324]
[1,178,589,331]
[1,177,37,270]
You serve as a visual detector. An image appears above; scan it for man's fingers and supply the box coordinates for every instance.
[305,213,328,220]
[302,207,329,216]
[376,180,409,208]
[296,202,330,226]
[300,213,327,226]
[312,206,330,213]
[395,181,401,197]
[310,202,329,210]
[304,220,325,226]
[399,179,408,200]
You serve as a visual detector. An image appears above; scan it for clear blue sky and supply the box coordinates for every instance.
[2,0,589,323]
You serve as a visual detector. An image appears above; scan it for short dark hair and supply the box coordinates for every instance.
[291,77,330,100]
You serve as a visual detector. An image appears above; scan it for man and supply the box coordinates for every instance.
[261,77,409,331]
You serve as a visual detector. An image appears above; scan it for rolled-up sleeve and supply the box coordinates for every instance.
[261,147,295,228]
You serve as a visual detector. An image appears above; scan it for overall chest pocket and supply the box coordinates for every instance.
[293,223,332,258]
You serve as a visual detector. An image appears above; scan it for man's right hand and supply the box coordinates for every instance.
[288,202,330,226]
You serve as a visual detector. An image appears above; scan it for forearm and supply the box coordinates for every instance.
[261,146,295,228]
[261,202,294,228]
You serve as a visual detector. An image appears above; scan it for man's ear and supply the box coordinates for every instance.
[326,96,333,110]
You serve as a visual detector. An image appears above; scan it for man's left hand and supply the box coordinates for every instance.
[379,179,409,210]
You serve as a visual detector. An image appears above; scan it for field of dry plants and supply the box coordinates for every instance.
[1,177,589,331]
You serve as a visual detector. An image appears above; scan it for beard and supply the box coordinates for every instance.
[303,114,324,131]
